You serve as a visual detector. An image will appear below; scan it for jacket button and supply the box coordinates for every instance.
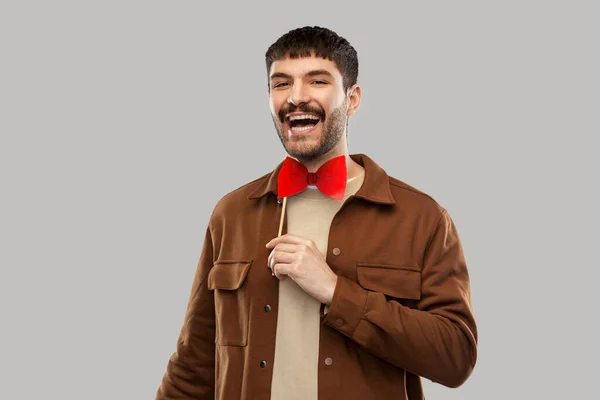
[264,304,272,312]
[260,360,267,368]
[332,248,341,256]
[335,319,344,327]
[324,357,333,366]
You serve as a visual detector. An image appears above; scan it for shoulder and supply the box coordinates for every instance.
[386,174,447,217]
[209,172,272,221]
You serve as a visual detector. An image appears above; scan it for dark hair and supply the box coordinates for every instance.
[265,26,359,92]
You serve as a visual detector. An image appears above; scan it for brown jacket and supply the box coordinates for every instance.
[156,153,478,400]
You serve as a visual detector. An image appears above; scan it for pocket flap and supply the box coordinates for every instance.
[207,260,252,290]
[356,263,421,300]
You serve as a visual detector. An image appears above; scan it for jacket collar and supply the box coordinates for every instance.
[247,153,395,205]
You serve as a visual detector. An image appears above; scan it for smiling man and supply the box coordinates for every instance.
[156,26,478,400]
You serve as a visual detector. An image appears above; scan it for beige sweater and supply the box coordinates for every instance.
[270,171,365,400]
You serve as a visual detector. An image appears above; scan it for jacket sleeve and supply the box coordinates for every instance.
[323,209,478,388]
[156,224,216,399]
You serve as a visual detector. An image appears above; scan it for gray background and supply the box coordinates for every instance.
[1,1,598,399]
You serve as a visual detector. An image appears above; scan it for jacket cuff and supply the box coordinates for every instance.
[323,275,368,338]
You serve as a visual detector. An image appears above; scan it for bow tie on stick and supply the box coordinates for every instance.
[276,155,347,236]
[277,155,348,200]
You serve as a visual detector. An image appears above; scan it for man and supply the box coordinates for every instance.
[156,26,477,400]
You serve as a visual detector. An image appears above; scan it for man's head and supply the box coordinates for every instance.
[265,26,361,163]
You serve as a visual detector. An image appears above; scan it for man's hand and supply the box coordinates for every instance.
[266,234,338,305]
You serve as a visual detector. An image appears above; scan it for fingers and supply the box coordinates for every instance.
[268,249,294,280]
[267,234,313,249]
[272,262,290,281]
[272,264,289,280]
[271,243,296,253]
[268,244,296,265]
[268,251,293,271]
[266,239,311,281]
[267,244,295,271]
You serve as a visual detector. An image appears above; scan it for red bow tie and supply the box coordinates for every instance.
[277,155,347,200]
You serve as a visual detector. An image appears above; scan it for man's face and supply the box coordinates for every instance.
[268,54,349,162]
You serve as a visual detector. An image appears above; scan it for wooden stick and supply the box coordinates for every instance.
[277,196,287,237]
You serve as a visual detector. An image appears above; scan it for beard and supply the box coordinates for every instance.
[271,98,348,163]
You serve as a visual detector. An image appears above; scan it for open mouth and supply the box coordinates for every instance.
[285,113,321,134]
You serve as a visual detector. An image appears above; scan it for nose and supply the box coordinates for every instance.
[288,82,311,106]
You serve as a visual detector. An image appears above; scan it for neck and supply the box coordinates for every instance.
[294,148,364,180]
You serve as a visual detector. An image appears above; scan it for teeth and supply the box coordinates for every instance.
[291,124,316,132]
[289,114,319,121]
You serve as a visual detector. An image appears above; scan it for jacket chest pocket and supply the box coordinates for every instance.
[207,260,252,346]
[356,263,421,307]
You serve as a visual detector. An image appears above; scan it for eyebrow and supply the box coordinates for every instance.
[269,69,334,81]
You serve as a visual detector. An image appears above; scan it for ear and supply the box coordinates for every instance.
[346,84,362,116]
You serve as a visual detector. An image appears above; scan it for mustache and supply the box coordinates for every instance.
[279,104,325,123]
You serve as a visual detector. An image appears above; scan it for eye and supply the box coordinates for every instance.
[273,82,289,88]
[312,80,327,85]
